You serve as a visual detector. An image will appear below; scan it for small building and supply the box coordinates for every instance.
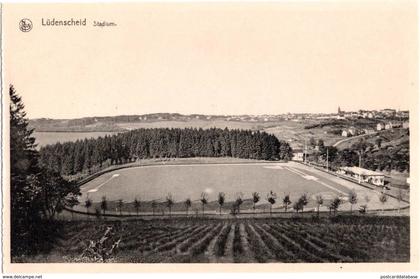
[342,130,349,137]
[338,166,385,186]
[377,123,385,131]
[403,121,409,129]
[292,149,304,161]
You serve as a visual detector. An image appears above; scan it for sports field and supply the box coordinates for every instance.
[78,162,407,213]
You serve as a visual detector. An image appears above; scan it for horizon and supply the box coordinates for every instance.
[4,2,416,119]
[28,106,409,121]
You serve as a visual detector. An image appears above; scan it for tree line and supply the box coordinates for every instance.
[39,128,293,176]
[82,187,396,218]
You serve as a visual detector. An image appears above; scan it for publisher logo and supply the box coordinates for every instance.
[19,18,33,32]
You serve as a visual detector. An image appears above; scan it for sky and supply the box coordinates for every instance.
[3,2,417,119]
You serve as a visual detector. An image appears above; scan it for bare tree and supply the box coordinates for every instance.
[379,193,388,212]
[95,208,101,219]
[364,195,371,213]
[133,198,141,216]
[117,199,123,215]
[235,192,244,214]
[293,201,302,213]
[200,192,208,216]
[185,198,192,216]
[252,192,260,214]
[100,196,108,216]
[266,191,277,216]
[348,189,358,214]
[283,194,291,213]
[166,193,174,217]
[315,194,323,217]
[298,193,308,213]
[329,197,341,216]
[217,192,225,215]
[85,198,93,218]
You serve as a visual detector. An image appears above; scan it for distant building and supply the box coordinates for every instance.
[292,149,304,161]
[385,123,392,130]
[403,121,409,129]
[381,109,397,117]
[363,128,375,135]
[342,130,349,137]
[338,167,385,186]
[377,123,385,131]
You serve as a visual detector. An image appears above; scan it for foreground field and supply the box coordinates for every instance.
[26,216,409,263]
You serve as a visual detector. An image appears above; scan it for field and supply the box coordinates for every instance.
[34,131,119,148]
[26,216,409,263]
[77,161,407,214]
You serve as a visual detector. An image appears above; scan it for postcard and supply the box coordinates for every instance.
[1,1,419,274]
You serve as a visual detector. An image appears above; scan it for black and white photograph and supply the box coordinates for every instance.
[1,1,419,273]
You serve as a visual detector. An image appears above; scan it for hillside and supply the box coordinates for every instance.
[29,113,286,132]
[16,216,409,263]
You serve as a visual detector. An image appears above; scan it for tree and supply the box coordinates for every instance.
[218,192,225,215]
[39,168,80,220]
[364,195,371,213]
[10,85,81,256]
[292,201,302,213]
[200,192,208,216]
[315,194,323,217]
[133,198,141,216]
[309,137,316,148]
[379,193,388,212]
[95,208,101,219]
[266,191,277,216]
[282,194,291,212]
[298,193,308,213]
[185,198,192,216]
[348,189,358,214]
[85,198,93,216]
[329,197,341,216]
[166,193,174,217]
[117,199,124,215]
[10,85,43,256]
[235,192,244,214]
[375,138,382,148]
[252,192,260,214]
[317,139,325,150]
[101,196,108,216]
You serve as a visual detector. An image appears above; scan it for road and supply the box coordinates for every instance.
[332,130,382,148]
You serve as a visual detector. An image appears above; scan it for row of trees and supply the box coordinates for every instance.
[39,128,293,176]
[10,86,81,257]
[82,189,394,218]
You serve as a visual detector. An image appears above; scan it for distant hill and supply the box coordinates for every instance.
[29,113,287,132]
